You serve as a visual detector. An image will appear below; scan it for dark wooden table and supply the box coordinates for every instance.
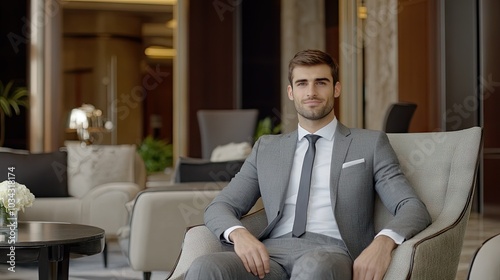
[0,221,105,280]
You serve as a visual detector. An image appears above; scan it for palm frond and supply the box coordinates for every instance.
[8,100,21,115]
[0,80,29,117]
[1,81,14,98]
[0,98,12,116]
[11,87,29,100]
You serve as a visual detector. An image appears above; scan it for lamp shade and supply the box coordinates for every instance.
[67,104,111,144]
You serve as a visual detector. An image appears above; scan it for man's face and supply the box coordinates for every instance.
[287,64,341,121]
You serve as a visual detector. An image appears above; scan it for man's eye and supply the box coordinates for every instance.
[316,81,327,86]
[297,82,306,86]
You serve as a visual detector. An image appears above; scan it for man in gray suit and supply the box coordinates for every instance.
[185,49,431,280]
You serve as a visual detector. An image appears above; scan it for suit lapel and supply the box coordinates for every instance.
[330,122,352,210]
[276,131,297,208]
[259,131,297,238]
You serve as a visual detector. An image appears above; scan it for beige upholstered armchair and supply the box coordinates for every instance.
[167,127,482,280]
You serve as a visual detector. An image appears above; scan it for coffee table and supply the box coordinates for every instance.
[0,221,104,280]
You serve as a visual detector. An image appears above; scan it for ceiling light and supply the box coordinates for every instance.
[145,46,176,59]
[166,19,177,29]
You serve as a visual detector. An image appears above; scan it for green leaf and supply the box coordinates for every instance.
[0,80,29,117]
[137,136,173,174]
[0,98,12,117]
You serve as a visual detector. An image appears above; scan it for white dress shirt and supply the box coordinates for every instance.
[269,118,339,238]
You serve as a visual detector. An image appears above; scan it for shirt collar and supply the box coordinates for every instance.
[298,117,337,142]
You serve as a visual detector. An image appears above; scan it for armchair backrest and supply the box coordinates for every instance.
[197,109,259,159]
[66,143,146,197]
[383,102,417,133]
[375,127,482,230]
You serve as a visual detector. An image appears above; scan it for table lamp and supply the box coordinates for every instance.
[67,104,112,145]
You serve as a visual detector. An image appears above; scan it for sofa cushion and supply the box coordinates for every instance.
[0,150,69,197]
[174,157,244,183]
[66,143,136,198]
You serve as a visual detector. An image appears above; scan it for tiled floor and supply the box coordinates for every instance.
[455,211,500,280]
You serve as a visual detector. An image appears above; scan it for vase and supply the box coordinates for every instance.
[0,205,18,233]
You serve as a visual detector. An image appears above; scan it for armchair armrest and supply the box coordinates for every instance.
[384,192,474,279]
[167,208,267,280]
[81,182,143,237]
[123,182,228,273]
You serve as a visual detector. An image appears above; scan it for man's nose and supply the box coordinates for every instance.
[306,84,316,96]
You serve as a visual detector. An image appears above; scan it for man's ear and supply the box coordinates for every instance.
[287,85,294,101]
[334,82,341,98]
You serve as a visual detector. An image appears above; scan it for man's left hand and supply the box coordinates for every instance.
[353,235,397,280]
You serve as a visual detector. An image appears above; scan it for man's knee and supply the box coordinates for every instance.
[185,255,221,279]
[291,250,352,280]
[185,252,244,280]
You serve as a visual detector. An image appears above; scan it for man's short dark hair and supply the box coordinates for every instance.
[288,49,339,86]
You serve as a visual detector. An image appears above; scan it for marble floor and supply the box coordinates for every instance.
[1,212,499,280]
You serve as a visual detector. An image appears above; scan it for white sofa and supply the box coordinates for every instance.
[0,143,146,239]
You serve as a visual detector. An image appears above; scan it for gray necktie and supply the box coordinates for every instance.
[292,134,321,237]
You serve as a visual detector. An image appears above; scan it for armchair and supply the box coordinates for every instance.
[467,233,500,280]
[383,102,417,133]
[167,127,482,280]
[197,109,259,159]
[117,159,263,280]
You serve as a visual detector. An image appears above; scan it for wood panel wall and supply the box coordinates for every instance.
[480,0,500,214]
[188,0,237,157]
[398,0,440,132]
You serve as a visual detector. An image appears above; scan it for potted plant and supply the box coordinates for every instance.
[0,80,29,147]
[254,116,281,141]
[137,136,173,174]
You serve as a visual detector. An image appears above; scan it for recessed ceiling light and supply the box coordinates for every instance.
[145,46,176,59]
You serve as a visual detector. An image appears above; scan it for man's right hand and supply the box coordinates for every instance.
[229,228,270,279]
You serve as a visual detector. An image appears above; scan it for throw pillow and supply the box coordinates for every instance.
[210,142,252,162]
[0,150,69,197]
[66,143,136,198]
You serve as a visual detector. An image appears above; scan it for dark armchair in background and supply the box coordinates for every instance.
[383,102,417,133]
[197,109,259,159]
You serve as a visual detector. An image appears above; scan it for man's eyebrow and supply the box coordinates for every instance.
[295,78,330,84]
[294,77,331,84]
[315,77,331,83]
[294,79,308,84]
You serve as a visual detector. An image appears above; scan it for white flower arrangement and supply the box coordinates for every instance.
[0,180,35,213]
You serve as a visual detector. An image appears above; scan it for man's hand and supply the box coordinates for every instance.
[353,235,397,280]
[229,228,270,279]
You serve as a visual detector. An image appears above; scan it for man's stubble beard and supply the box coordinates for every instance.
[295,98,335,121]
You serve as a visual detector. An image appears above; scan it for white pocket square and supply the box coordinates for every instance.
[342,158,365,168]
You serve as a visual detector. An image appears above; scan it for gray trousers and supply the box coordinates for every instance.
[185,232,353,280]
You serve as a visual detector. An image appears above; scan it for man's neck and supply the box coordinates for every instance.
[298,113,336,134]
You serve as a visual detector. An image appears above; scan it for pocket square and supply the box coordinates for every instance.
[342,158,365,168]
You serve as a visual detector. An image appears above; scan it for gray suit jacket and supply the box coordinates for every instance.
[204,122,431,259]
